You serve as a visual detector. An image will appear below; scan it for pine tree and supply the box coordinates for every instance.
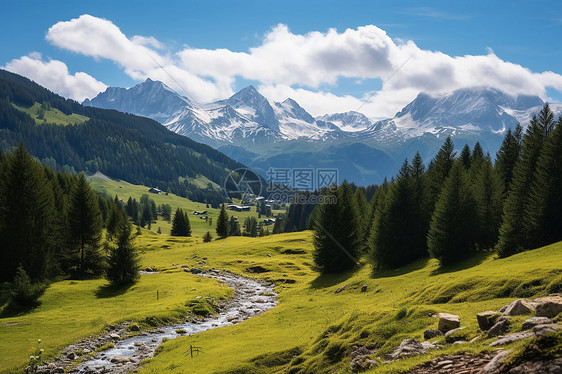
[495,125,523,196]
[216,204,229,238]
[524,118,562,246]
[0,144,55,281]
[496,104,555,257]
[353,188,370,253]
[313,183,360,274]
[67,172,103,274]
[427,161,478,265]
[203,231,213,242]
[424,137,456,213]
[229,216,241,236]
[460,144,472,170]
[171,208,191,236]
[471,142,485,163]
[105,222,141,286]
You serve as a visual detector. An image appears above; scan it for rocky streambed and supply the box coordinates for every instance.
[36,271,277,374]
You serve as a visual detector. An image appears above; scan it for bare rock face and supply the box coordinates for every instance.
[532,323,561,337]
[389,339,436,360]
[437,313,460,333]
[503,299,535,316]
[481,350,512,374]
[522,317,552,330]
[534,295,562,318]
[488,316,510,337]
[477,311,502,331]
[489,331,534,347]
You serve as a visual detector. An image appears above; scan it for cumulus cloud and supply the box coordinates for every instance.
[42,15,562,117]
[3,53,107,102]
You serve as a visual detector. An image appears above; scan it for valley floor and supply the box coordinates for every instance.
[1,230,561,373]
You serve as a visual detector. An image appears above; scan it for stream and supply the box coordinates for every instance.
[38,271,277,374]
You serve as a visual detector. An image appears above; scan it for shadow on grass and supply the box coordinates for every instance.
[430,251,491,276]
[0,301,41,318]
[371,257,431,279]
[309,267,359,289]
[95,283,133,299]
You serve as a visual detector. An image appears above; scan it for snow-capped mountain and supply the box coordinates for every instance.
[317,111,372,132]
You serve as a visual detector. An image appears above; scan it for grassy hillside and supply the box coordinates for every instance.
[1,230,560,373]
[13,102,89,125]
[89,174,284,237]
[136,232,561,374]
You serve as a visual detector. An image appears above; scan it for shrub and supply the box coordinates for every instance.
[10,266,44,308]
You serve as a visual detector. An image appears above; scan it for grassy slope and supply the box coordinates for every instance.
[135,232,562,374]
[0,234,232,374]
[89,175,284,237]
[13,102,89,125]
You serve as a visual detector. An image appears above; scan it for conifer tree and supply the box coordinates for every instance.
[67,172,103,274]
[105,222,141,286]
[203,231,213,242]
[524,118,562,246]
[460,144,472,170]
[0,144,55,281]
[229,215,241,236]
[353,188,371,252]
[496,104,555,257]
[471,142,485,163]
[216,204,229,238]
[427,161,478,265]
[313,183,360,273]
[495,125,523,196]
[171,208,191,236]
[424,136,456,213]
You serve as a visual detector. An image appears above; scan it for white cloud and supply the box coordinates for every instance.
[42,15,562,118]
[3,53,107,102]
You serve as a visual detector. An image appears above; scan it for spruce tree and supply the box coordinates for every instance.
[105,222,141,286]
[427,161,478,265]
[203,231,213,242]
[525,118,562,246]
[0,144,55,281]
[496,104,555,257]
[424,136,456,213]
[313,183,360,274]
[495,125,523,196]
[67,172,103,274]
[171,208,191,236]
[229,215,241,236]
[460,144,472,170]
[353,188,370,253]
[216,204,229,238]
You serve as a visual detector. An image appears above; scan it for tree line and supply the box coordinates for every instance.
[311,104,562,273]
[0,145,140,310]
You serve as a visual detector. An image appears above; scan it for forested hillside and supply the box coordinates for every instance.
[0,70,246,205]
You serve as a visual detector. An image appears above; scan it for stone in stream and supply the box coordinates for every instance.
[109,333,121,340]
[437,313,460,333]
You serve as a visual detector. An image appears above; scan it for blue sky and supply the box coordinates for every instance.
[2,0,562,117]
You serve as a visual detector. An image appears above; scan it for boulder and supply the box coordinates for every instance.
[499,305,509,313]
[503,299,535,316]
[437,313,460,333]
[335,285,346,294]
[110,356,131,364]
[534,295,562,318]
[444,327,466,343]
[350,356,378,372]
[109,333,121,340]
[522,317,552,330]
[488,317,510,337]
[129,324,140,332]
[190,268,203,274]
[533,323,561,337]
[361,284,368,293]
[477,311,502,331]
[144,267,154,272]
[489,331,534,346]
[423,329,443,340]
[389,339,428,360]
[67,352,76,360]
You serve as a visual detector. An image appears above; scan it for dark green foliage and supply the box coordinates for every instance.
[495,124,523,196]
[0,144,54,281]
[67,173,103,274]
[8,266,44,308]
[424,136,456,213]
[427,161,478,265]
[272,213,284,234]
[203,231,212,242]
[244,216,258,237]
[229,216,241,236]
[525,118,562,246]
[370,159,427,269]
[353,188,371,253]
[0,69,248,206]
[313,183,360,274]
[496,104,555,257]
[216,204,229,238]
[105,223,141,286]
[170,208,191,236]
[460,144,472,169]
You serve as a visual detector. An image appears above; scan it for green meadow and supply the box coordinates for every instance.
[13,102,89,125]
[1,228,560,373]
